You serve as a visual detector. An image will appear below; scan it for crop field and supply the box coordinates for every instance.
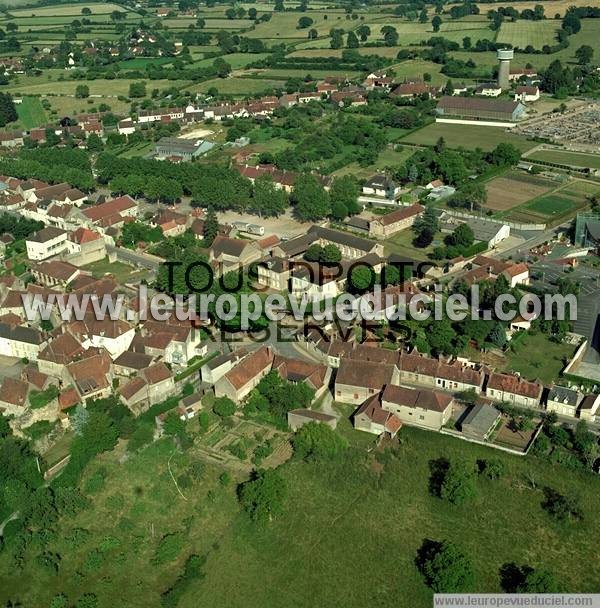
[473,0,600,17]
[186,77,284,95]
[496,20,559,49]
[484,173,555,212]
[6,79,191,97]
[8,3,129,16]
[244,11,343,39]
[504,182,592,224]
[192,52,270,69]
[401,123,536,152]
[15,96,46,129]
[528,149,600,170]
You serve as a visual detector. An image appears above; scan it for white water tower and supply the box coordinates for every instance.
[497,48,514,90]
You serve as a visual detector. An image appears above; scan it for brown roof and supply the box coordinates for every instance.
[22,365,49,390]
[32,260,80,282]
[382,384,452,413]
[70,227,102,244]
[335,359,394,390]
[487,372,542,399]
[83,195,136,222]
[437,95,521,115]
[223,346,274,390]
[119,376,147,401]
[113,350,154,370]
[142,362,172,385]
[374,204,424,227]
[38,332,85,365]
[59,387,80,410]
[272,355,328,390]
[0,377,28,407]
[211,235,251,259]
[503,262,529,277]
[66,352,111,396]
[354,394,402,432]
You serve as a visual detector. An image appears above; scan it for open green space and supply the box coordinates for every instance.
[525,194,577,217]
[383,226,437,261]
[528,150,600,170]
[186,77,284,95]
[2,425,600,607]
[15,96,46,129]
[9,3,129,17]
[496,20,559,49]
[503,332,576,384]
[401,123,536,152]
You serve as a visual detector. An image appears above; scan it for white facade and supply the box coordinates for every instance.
[26,231,68,261]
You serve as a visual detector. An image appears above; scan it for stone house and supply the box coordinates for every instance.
[334,358,399,405]
[381,384,453,431]
[486,372,543,408]
[368,204,424,238]
[214,346,274,402]
[353,394,402,437]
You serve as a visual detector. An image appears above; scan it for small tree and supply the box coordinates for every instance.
[432,15,442,32]
[417,539,474,592]
[477,458,505,480]
[213,396,236,418]
[542,488,583,521]
[238,468,287,523]
[203,206,218,245]
[292,422,348,461]
[440,459,477,504]
[75,84,89,99]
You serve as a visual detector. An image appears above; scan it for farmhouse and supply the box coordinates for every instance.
[362,175,400,199]
[334,359,399,405]
[214,346,274,402]
[515,85,540,103]
[546,385,582,418]
[486,372,543,408]
[436,96,526,122]
[353,394,402,437]
[381,384,453,431]
[369,204,424,238]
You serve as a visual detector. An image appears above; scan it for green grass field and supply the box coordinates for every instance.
[497,20,559,49]
[186,77,284,95]
[15,96,46,129]
[9,3,129,16]
[192,52,270,69]
[528,150,600,170]
[3,424,600,607]
[525,194,577,217]
[401,123,536,153]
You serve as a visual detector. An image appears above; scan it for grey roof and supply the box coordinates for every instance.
[203,350,242,371]
[0,322,44,345]
[442,217,507,242]
[307,225,377,253]
[437,96,522,115]
[548,385,580,407]
[365,174,397,190]
[288,408,337,422]
[180,392,203,407]
[277,233,317,257]
[155,137,214,155]
[585,219,600,242]
[113,350,154,370]
[27,226,67,243]
[461,404,500,437]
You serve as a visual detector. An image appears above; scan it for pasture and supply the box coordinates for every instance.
[401,123,535,152]
[484,173,555,212]
[15,96,46,129]
[244,11,343,39]
[186,77,284,95]
[496,20,559,49]
[6,425,600,607]
[8,3,129,17]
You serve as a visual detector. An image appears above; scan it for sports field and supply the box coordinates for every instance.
[528,150,600,170]
[401,123,536,153]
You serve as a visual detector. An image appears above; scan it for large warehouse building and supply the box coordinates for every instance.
[435,96,526,122]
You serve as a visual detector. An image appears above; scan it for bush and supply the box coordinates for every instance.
[213,396,236,418]
[292,422,347,461]
[417,539,474,592]
[153,531,186,565]
[477,458,505,480]
[440,459,477,504]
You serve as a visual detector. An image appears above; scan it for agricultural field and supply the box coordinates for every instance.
[192,52,270,70]
[8,3,129,16]
[503,180,592,224]
[484,173,555,212]
[401,123,536,152]
[496,20,560,48]
[186,77,284,95]
[528,149,600,170]
[473,0,600,17]
[244,11,344,39]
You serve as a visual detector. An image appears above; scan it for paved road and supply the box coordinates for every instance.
[108,245,162,272]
